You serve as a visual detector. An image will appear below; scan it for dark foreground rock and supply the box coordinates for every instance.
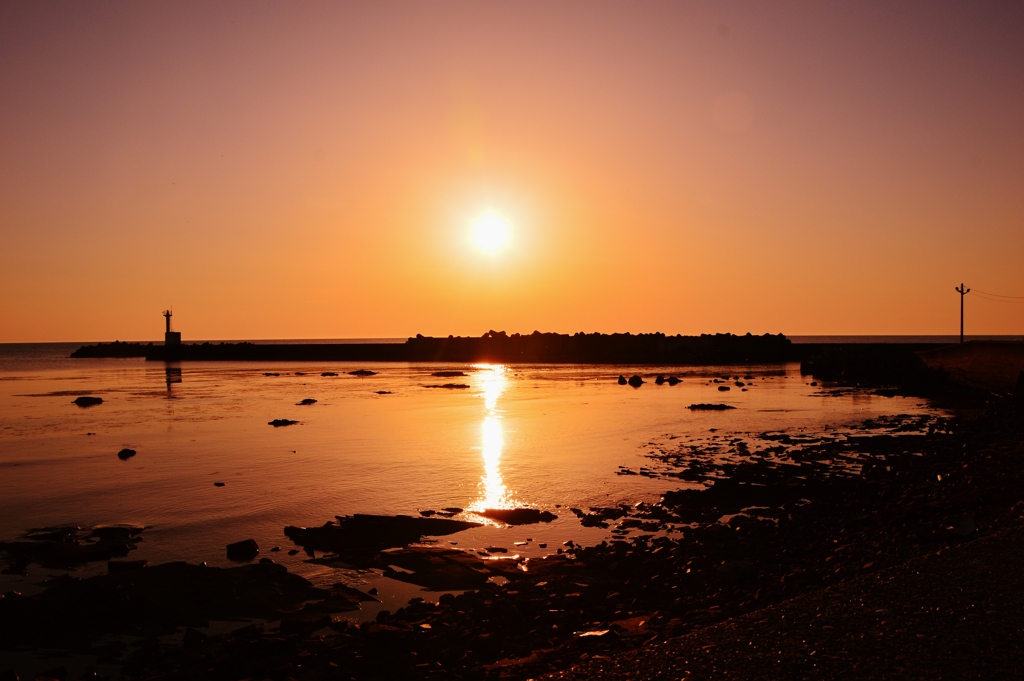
[117,448,137,460]
[686,403,735,411]
[297,398,317,405]
[73,396,103,407]
[348,370,378,376]
[432,371,468,377]
[0,561,336,649]
[268,419,299,427]
[425,383,471,389]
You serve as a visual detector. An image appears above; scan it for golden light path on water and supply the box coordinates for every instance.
[470,364,513,512]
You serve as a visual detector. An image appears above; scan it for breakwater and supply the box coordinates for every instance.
[72,331,794,364]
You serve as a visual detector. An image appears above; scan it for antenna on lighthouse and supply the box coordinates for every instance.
[163,309,172,334]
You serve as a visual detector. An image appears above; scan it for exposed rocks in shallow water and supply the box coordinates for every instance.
[320,372,338,377]
[655,375,666,385]
[380,547,495,590]
[431,370,468,377]
[474,508,558,525]
[297,398,317,405]
[718,385,731,391]
[268,419,298,427]
[73,396,103,407]
[226,539,259,562]
[688,403,737,411]
[263,372,280,377]
[375,390,392,394]
[284,514,483,565]
[628,375,644,387]
[424,383,470,389]
[668,375,682,385]
[618,375,628,385]
[348,369,378,376]
[0,524,144,573]
[117,448,136,460]
[213,482,225,487]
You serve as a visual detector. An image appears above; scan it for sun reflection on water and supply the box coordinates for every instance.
[470,364,513,511]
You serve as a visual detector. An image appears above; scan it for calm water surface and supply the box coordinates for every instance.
[0,344,938,612]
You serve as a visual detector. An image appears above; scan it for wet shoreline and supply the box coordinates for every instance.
[3,378,1019,680]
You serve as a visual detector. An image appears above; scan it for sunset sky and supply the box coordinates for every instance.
[2,2,1022,342]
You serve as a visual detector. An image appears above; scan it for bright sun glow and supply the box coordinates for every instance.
[471,211,511,254]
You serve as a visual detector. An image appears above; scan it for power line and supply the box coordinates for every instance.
[971,292,1024,304]
[972,288,1024,299]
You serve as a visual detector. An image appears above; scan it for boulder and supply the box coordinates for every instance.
[617,375,627,385]
[117,448,136,460]
[475,508,558,525]
[73,396,103,407]
[628,375,644,388]
[227,539,259,562]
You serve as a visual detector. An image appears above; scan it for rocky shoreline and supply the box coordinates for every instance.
[2,374,1022,680]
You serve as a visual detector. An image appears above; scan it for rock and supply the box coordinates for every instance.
[485,546,508,553]
[687,403,737,411]
[284,514,483,565]
[214,482,225,487]
[425,383,471,389]
[270,546,280,552]
[474,508,558,525]
[628,375,644,387]
[268,419,299,427]
[348,370,378,376]
[655,375,666,385]
[227,539,259,562]
[321,372,338,377]
[37,668,66,681]
[108,560,148,574]
[375,391,392,394]
[618,375,627,385]
[735,381,745,387]
[432,371,468,377]
[73,396,103,407]
[667,376,681,385]
[297,398,317,405]
[442,507,464,514]
[264,372,280,377]
[419,510,436,517]
[718,385,731,391]
[117,448,136,460]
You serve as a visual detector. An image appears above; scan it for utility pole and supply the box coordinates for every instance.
[955,283,970,343]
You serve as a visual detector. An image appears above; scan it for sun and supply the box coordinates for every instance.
[471,211,511,254]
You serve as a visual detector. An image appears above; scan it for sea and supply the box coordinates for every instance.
[0,336,1006,618]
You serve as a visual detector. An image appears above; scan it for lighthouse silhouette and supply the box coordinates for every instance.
[163,310,181,348]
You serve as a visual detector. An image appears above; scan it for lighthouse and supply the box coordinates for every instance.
[163,310,181,347]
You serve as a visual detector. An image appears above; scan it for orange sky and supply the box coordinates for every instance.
[2,2,1022,342]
